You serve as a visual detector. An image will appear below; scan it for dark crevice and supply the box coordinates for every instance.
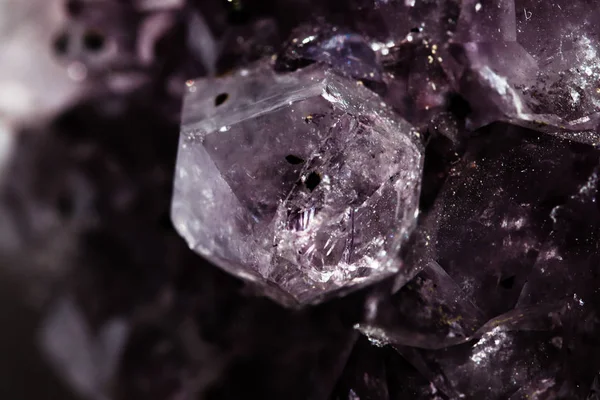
[285,155,305,165]
[500,275,516,290]
[305,171,321,191]
[215,93,229,107]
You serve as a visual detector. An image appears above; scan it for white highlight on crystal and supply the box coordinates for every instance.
[479,66,526,118]
[302,35,317,45]
[470,326,506,365]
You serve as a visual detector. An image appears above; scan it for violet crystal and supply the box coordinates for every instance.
[172,62,423,305]
[5,0,600,399]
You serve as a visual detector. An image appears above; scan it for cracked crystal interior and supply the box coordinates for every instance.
[172,64,422,305]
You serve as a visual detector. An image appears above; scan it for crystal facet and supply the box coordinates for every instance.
[456,0,600,142]
[357,123,600,398]
[172,62,423,305]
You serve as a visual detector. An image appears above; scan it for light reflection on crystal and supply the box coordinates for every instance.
[172,62,422,305]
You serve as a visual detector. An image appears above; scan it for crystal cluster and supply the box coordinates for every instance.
[456,0,600,139]
[2,0,600,400]
[173,63,422,305]
[358,124,600,398]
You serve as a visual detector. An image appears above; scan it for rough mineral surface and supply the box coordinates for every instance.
[358,123,600,398]
[172,63,423,305]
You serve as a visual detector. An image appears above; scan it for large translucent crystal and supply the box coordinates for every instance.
[171,63,423,306]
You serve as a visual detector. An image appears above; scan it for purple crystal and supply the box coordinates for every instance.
[332,337,437,399]
[357,123,600,397]
[5,0,600,399]
[456,0,600,141]
[172,62,423,305]
[277,25,382,81]
[455,0,516,43]
[360,0,460,44]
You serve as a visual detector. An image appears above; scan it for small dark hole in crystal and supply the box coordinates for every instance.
[83,30,105,52]
[305,172,321,191]
[500,275,516,290]
[285,155,305,165]
[447,93,472,119]
[215,93,229,107]
[54,33,69,55]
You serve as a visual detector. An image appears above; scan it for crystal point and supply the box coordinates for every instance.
[172,62,423,305]
[456,0,600,141]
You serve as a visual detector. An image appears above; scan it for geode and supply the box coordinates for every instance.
[171,62,423,306]
[5,0,600,399]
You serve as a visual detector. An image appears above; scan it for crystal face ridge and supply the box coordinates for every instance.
[172,64,423,305]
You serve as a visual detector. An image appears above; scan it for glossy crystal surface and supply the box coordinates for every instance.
[172,63,422,305]
[358,123,600,398]
[457,0,600,141]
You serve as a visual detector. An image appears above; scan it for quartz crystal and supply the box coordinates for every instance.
[172,62,423,305]
[276,24,382,82]
[456,0,600,142]
[6,0,600,399]
[358,123,600,398]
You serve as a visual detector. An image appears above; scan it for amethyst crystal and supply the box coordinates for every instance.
[276,24,382,81]
[359,123,600,397]
[172,62,423,305]
[456,0,600,141]
[4,0,600,399]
